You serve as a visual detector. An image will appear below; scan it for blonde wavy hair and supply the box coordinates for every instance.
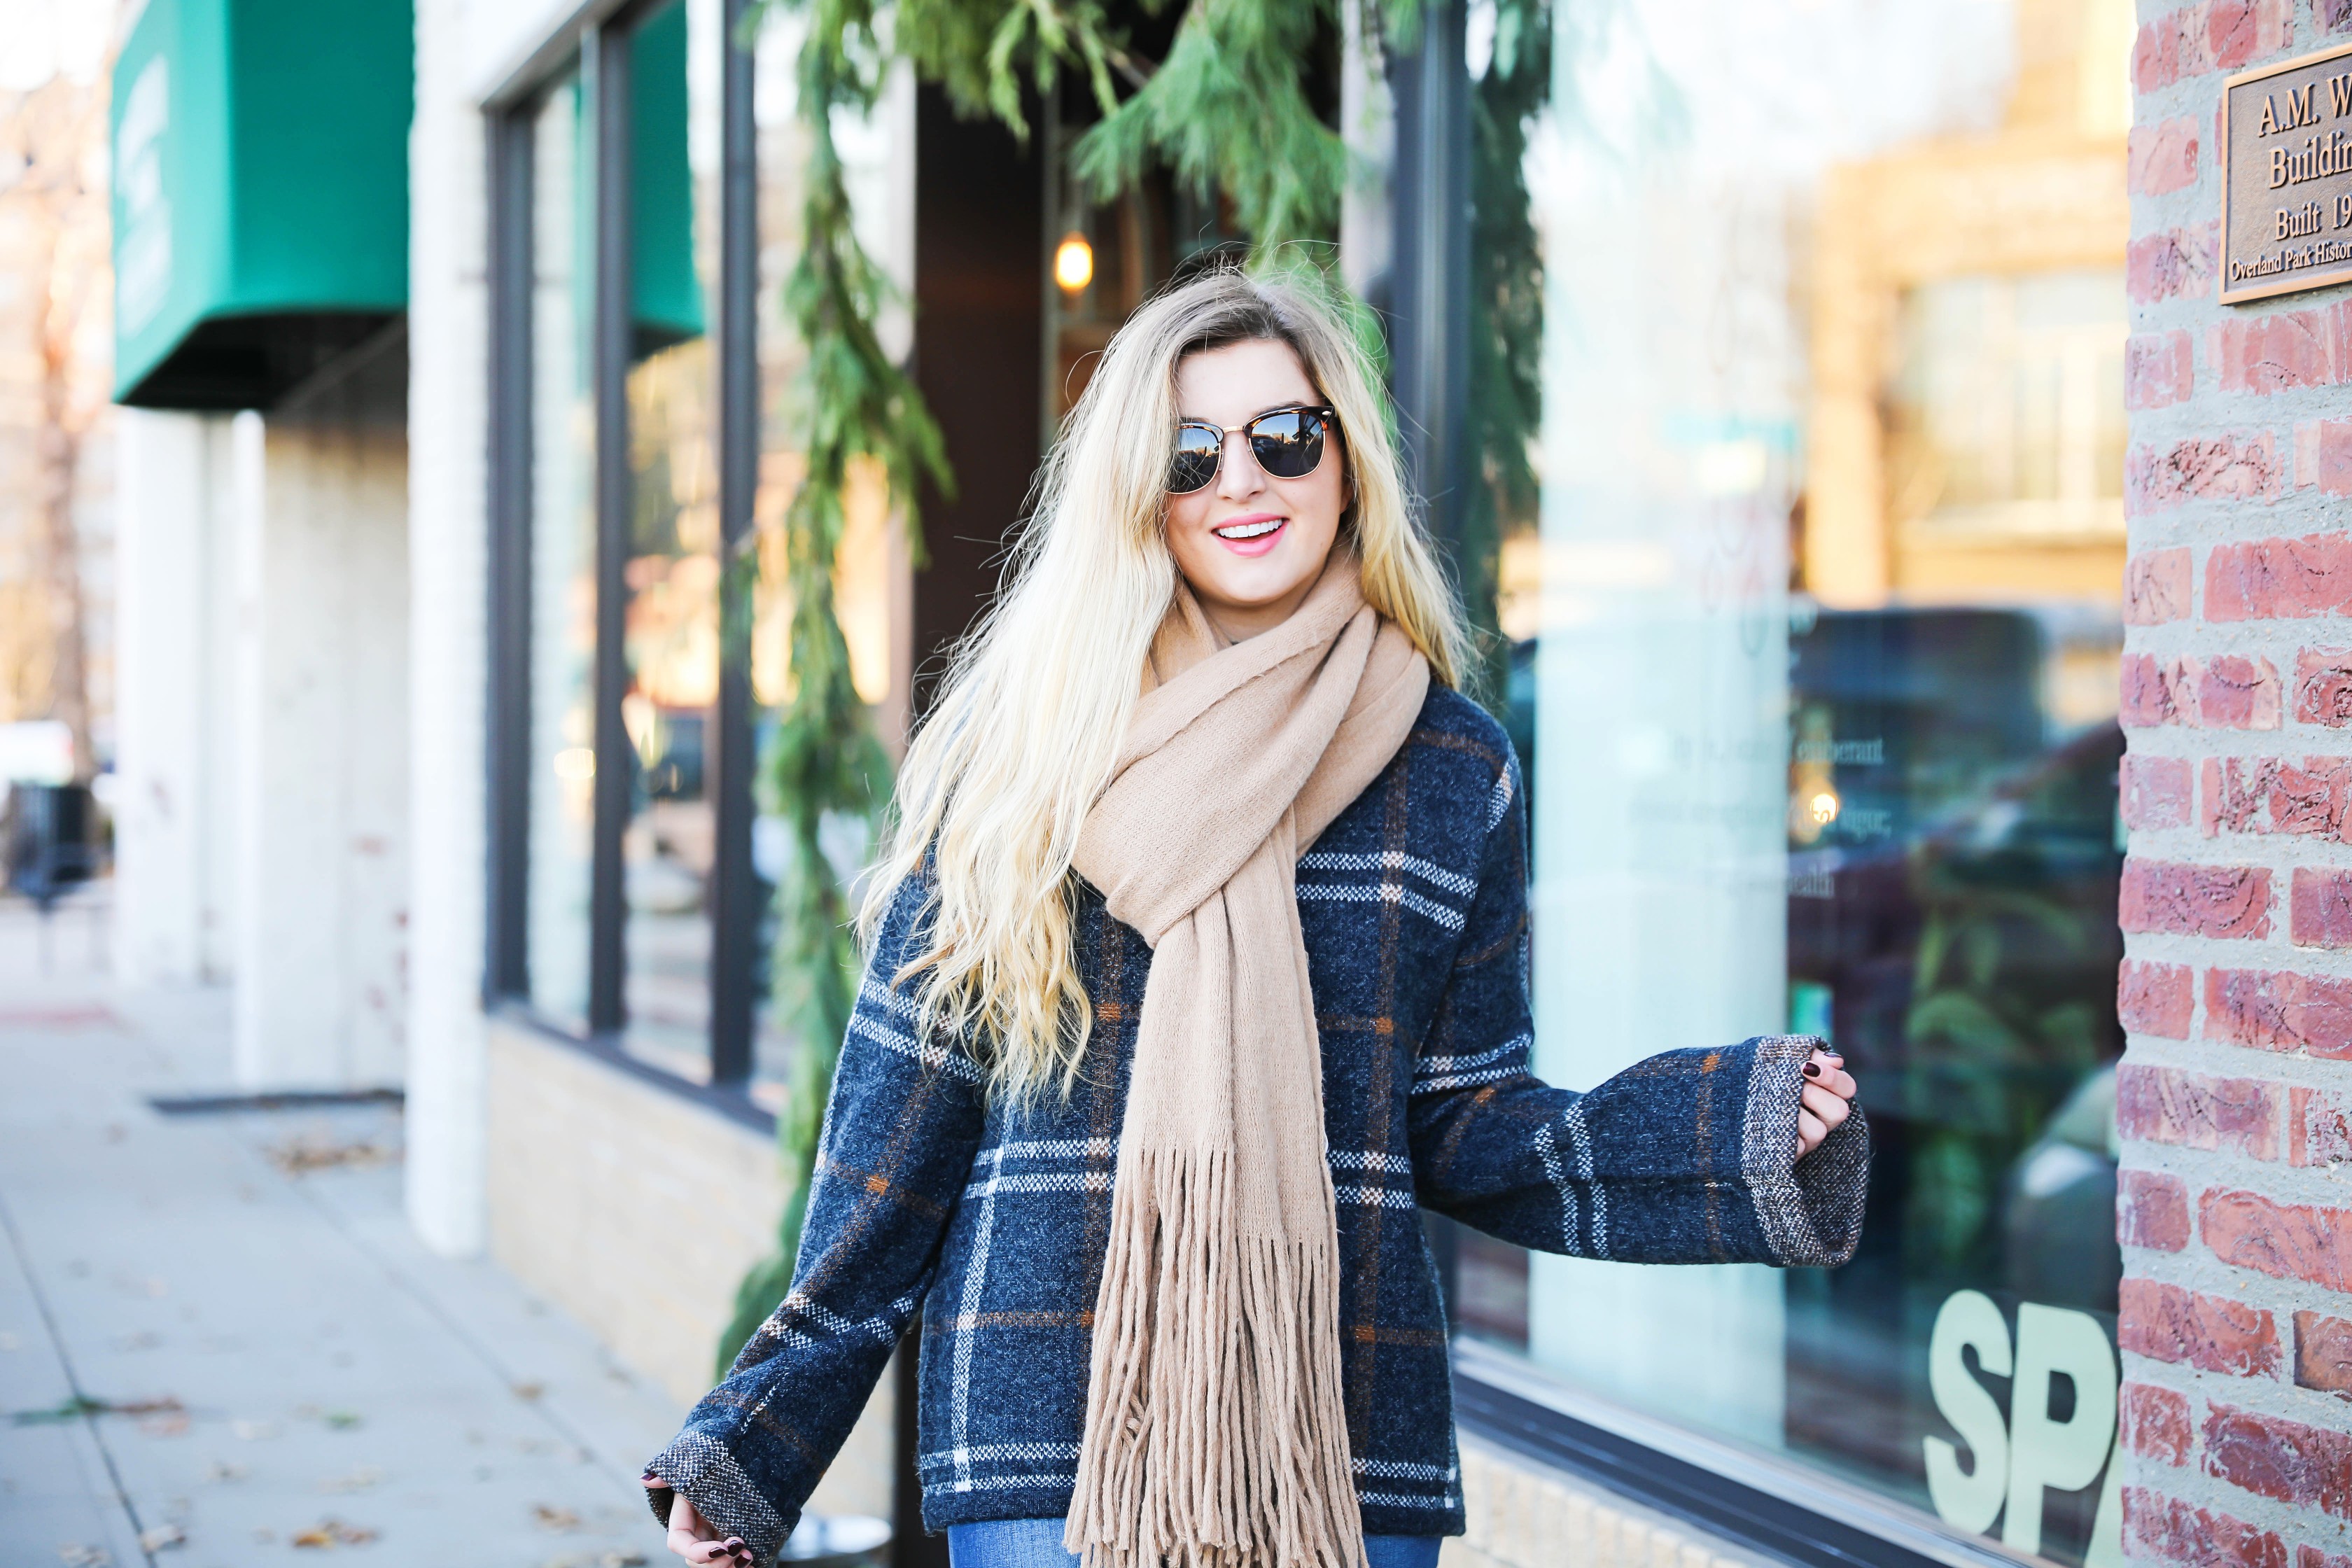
[858,262,1469,1103]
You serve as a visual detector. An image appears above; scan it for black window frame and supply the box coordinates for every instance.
[482,0,765,1121]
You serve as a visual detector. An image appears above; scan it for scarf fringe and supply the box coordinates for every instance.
[1066,1145,1367,1568]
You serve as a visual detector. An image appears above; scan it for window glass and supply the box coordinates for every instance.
[745,17,902,1094]
[619,0,721,1078]
[526,69,596,1029]
[1467,1,2135,1562]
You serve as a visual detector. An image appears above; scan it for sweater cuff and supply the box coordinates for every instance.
[645,1429,792,1567]
[1738,1033,1869,1268]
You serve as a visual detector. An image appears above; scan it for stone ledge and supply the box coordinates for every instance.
[484,1016,895,1520]
[1442,1432,1765,1568]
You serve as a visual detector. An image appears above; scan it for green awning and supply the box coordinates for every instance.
[631,0,704,355]
[110,0,414,410]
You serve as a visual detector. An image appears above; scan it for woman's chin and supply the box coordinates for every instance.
[1190,538,1334,611]
[1197,566,1312,613]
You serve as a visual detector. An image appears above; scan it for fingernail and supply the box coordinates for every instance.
[1802,1062,1821,1078]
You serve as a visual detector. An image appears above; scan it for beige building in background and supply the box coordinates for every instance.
[1807,0,2133,612]
[0,64,117,774]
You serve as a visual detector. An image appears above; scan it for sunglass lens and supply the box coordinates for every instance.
[1249,410,1324,479]
[1169,426,1222,494]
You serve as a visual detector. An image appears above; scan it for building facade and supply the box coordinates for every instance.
[109,0,2352,1563]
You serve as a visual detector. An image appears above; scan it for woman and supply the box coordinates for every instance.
[642,265,1866,1568]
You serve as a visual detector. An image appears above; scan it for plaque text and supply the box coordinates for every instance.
[2223,43,2352,303]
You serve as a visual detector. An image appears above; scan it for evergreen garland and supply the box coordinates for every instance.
[719,0,1550,1376]
[715,0,951,1373]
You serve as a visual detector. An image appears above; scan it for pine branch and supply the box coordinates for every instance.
[897,0,1124,134]
[1070,0,1345,251]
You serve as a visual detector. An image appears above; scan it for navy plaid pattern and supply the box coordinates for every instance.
[645,686,1869,1564]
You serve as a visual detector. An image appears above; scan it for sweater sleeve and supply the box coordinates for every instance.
[1404,750,1868,1269]
[642,867,986,1564]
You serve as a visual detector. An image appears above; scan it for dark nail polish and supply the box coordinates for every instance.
[1802,1062,1821,1078]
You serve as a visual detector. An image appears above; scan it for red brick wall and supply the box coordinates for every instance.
[2124,4,2352,1562]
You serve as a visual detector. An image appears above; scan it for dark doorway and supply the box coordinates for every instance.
[910,83,1046,716]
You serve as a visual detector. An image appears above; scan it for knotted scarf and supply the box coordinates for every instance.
[1065,547,1431,1568]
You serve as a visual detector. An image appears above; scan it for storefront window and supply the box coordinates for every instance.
[1467,0,2134,1562]
[526,67,597,1030]
[620,0,721,1079]
[740,14,902,1089]
[494,0,907,1091]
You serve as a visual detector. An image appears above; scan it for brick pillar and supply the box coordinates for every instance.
[2122,5,2352,1564]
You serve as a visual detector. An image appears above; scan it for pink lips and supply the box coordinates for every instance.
[1210,514,1287,557]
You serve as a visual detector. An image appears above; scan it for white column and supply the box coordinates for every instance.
[113,409,239,988]
[198,415,241,980]
[403,0,493,1256]
[227,383,412,1090]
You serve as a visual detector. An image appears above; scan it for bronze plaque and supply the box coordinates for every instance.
[2223,42,2352,302]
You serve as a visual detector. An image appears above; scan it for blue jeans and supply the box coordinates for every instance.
[946,1518,1442,1568]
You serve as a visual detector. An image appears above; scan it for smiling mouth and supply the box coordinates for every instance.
[1212,517,1285,540]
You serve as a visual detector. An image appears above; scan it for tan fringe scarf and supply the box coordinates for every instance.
[1065,548,1430,1568]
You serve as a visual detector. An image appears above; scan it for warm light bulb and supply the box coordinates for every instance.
[1054,231,1094,293]
[1808,790,1840,826]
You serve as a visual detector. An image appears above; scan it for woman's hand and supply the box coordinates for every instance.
[643,1474,752,1565]
[1795,1046,1856,1161]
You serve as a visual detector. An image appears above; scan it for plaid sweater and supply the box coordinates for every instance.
[645,685,1868,1563]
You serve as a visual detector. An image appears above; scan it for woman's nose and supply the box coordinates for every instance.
[1216,430,1266,498]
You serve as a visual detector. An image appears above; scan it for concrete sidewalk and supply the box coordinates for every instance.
[0,888,686,1567]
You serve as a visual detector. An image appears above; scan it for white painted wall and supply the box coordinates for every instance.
[405,0,497,1257]
[113,409,239,987]
[229,349,412,1090]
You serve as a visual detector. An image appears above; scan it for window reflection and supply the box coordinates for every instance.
[1890,273,2127,545]
[620,0,718,1078]
[1470,0,2135,1562]
[743,18,912,1092]
[526,69,596,1030]
[1779,604,2123,1555]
